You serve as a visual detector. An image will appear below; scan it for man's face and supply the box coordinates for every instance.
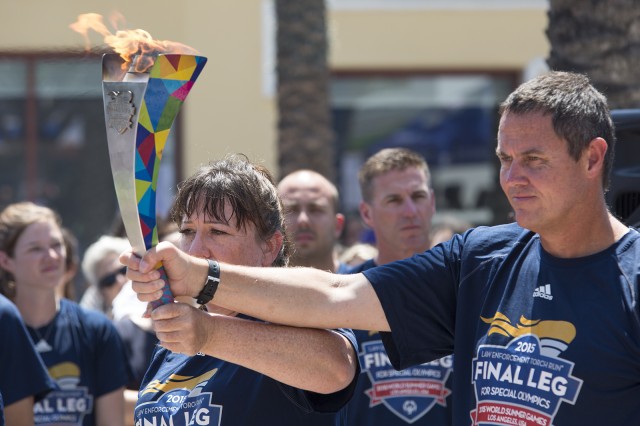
[278,174,343,262]
[360,167,435,258]
[497,111,591,235]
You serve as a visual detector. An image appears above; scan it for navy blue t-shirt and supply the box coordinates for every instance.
[29,299,131,425]
[136,314,358,425]
[0,294,54,414]
[365,223,640,425]
[345,259,453,425]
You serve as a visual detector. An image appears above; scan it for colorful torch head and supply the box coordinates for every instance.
[102,53,207,309]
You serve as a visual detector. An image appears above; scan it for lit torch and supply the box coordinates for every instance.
[71,13,207,309]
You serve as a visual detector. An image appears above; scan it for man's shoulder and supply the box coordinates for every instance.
[467,221,526,236]
[450,222,536,259]
[462,222,532,244]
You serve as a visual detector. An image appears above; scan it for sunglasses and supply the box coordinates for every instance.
[97,266,127,289]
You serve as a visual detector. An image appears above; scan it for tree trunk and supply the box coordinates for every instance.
[275,0,335,181]
[547,0,640,108]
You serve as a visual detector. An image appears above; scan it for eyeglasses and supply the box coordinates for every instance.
[97,266,127,289]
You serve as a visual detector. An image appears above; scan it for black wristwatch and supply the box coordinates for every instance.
[195,259,220,311]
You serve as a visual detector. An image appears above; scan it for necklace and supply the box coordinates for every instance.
[28,319,56,353]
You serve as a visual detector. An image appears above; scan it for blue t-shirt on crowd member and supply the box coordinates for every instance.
[345,259,453,425]
[0,294,54,423]
[135,314,359,426]
[364,223,640,425]
[29,298,131,426]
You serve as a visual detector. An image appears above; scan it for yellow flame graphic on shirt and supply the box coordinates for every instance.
[481,312,576,344]
[140,369,218,396]
[48,362,81,380]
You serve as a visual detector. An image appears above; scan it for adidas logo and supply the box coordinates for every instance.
[533,284,553,300]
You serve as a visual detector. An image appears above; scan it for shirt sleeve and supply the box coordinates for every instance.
[364,240,459,370]
[276,327,360,413]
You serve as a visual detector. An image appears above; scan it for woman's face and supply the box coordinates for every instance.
[2,219,66,292]
[177,200,280,268]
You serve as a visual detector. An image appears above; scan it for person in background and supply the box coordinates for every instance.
[80,235,130,318]
[0,292,55,426]
[125,71,640,425]
[131,155,358,425]
[345,147,452,425]
[0,202,130,426]
[277,169,349,273]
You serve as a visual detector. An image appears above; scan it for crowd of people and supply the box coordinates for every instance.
[1,70,639,426]
[123,71,640,425]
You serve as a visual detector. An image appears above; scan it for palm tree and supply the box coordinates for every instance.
[275,0,336,181]
[547,0,640,108]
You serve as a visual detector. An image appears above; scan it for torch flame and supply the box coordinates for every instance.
[70,12,199,72]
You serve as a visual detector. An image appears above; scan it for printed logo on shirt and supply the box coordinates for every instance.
[532,284,553,300]
[359,339,452,423]
[34,362,93,425]
[136,369,223,426]
[471,313,583,426]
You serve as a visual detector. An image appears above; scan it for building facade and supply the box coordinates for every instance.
[0,0,548,255]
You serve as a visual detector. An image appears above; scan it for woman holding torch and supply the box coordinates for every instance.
[132,155,358,425]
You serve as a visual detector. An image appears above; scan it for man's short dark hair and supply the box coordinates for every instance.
[500,71,615,190]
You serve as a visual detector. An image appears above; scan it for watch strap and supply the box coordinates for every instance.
[195,259,220,311]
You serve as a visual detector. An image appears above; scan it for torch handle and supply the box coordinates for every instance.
[148,264,175,309]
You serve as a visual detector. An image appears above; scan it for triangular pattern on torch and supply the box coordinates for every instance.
[135,54,208,249]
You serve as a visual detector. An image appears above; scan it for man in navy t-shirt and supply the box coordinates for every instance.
[345,148,454,425]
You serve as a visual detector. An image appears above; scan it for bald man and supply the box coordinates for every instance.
[277,170,349,273]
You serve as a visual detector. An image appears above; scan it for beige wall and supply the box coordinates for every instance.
[0,1,548,177]
[330,8,549,69]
